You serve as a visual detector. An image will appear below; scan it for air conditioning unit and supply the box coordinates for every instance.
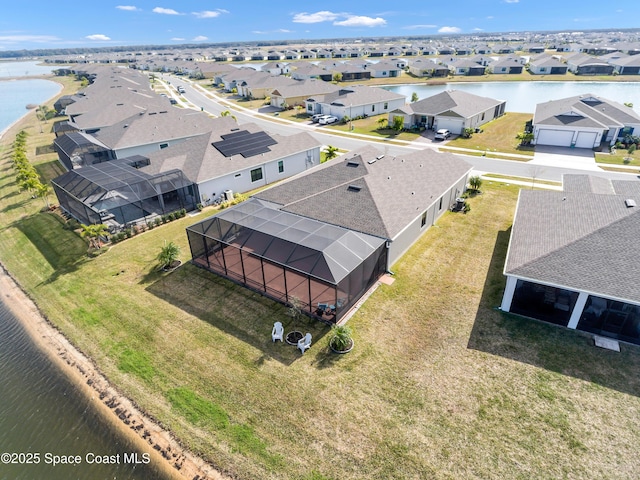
[224,189,234,201]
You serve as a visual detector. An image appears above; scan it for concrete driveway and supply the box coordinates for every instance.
[529,145,601,171]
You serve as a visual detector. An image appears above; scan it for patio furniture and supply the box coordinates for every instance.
[272,321,284,342]
[297,333,312,354]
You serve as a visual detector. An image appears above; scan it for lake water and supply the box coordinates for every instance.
[0,60,55,78]
[0,79,62,136]
[0,299,167,479]
[384,81,640,113]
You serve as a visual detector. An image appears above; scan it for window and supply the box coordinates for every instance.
[235,173,242,178]
[278,160,284,173]
[371,105,375,112]
[438,197,443,210]
[481,112,485,121]
[421,212,427,227]
[384,102,388,110]
[250,168,263,182]
[160,143,168,149]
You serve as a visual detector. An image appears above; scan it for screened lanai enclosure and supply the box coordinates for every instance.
[52,157,197,229]
[186,198,388,323]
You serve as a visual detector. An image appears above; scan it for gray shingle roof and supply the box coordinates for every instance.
[408,90,504,119]
[533,94,640,128]
[140,118,321,184]
[255,145,472,239]
[505,175,640,303]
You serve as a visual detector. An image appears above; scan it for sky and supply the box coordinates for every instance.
[1,1,638,51]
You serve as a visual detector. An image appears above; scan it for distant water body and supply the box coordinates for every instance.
[384,81,640,113]
[0,61,60,136]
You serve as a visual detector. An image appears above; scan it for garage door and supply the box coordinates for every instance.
[435,117,464,135]
[575,131,597,149]
[536,129,574,146]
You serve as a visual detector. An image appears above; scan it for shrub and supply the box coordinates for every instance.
[124,229,132,238]
[330,325,353,351]
[154,218,162,227]
[196,203,204,211]
[168,212,175,221]
[628,144,636,155]
[179,208,187,217]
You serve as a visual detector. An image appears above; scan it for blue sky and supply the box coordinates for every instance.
[0,1,637,51]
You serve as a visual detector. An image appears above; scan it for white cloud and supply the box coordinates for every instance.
[86,34,111,41]
[293,11,339,23]
[192,35,208,41]
[334,16,386,27]
[252,30,267,34]
[116,5,139,11]
[403,24,437,30]
[473,28,484,31]
[153,7,181,15]
[193,10,223,18]
[504,0,519,3]
[171,37,185,41]
[438,26,461,33]
[486,16,494,19]
[277,29,293,33]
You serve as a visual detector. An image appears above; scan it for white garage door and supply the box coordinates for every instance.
[536,129,574,146]
[575,131,597,149]
[435,117,464,135]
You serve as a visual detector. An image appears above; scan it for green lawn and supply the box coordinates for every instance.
[446,112,536,157]
[595,150,640,167]
[2,76,640,480]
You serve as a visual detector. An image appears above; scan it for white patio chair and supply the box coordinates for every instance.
[297,333,312,354]
[272,321,284,342]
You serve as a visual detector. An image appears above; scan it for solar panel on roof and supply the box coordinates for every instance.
[212,130,277,158]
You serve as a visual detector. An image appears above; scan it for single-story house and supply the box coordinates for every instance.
[305,85,406,120]
[187,145,472,323]
[236,73,297,99]
[388,90,506,133]
[269,80,340,109]
[527,55,568,75]
[444,58,486,76]
[607,55,640,75]
[532,94,640,149]
[367,60,403,78]
[488,57,524,74]
[53,117,321,228]
[565,53,615,75]
[500,174,640,347]
[290,64,327,81]
[408,59,449,77]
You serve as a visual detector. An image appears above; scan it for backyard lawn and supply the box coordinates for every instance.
[2,79,640,480]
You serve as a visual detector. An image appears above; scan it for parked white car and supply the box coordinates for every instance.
[311,114,325,123]
[434,128,451,140]
[318,115,338,125]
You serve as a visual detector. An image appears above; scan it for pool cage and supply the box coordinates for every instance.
[186,198,388,323]
[52,157,197,228]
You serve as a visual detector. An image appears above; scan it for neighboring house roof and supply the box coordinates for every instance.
[528,56,566,68]
[406,90,504,118]
[93,109,215,151]
[533,94,640,128]
[308,85,405,108]
[140,119,321,184]
[254,145,472,240]
[504,175,640,303]
[270,80,340,99]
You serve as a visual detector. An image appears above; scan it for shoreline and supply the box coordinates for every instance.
[0,262,229,480]
[0,76,62,140]
[0,81,230,480]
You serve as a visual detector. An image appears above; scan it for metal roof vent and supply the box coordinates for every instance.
[347,161,360,167]
[625,198,636,208]
[347,185,361,192]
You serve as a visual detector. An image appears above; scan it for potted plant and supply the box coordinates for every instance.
[329,324,354,354]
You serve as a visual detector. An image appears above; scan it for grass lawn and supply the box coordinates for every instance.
[2,75,640,480]
[446,112,536,157]
[595,150,640,167]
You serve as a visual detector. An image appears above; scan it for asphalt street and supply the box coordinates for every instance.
[164,76,638,184]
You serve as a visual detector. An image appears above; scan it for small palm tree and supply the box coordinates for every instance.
[377,117,387,129]
[324,145,339,162]
[35,182,51,209]
[81,223,109,249]
[468,175,483,192]
[220,110,237,121]
[158,241,181,270]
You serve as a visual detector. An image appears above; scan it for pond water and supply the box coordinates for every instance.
[384,81,640,113]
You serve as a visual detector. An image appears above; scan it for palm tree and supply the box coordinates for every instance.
[411,92,419,103]
[81,223,109,249]
[157,241,181,270]
[35,182,51,209]
[468,175,483,192]
[323,145,339,162]
[377,117,387,129]
[220,110,237,121]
